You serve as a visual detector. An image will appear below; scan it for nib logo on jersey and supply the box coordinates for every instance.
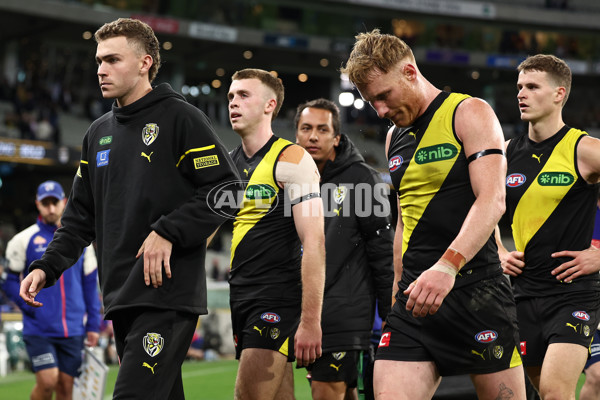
[537,172,574,186]
[415,143,458,164]
[207,180,278,220]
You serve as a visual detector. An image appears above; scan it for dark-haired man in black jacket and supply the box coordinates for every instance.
[295,98,393,400]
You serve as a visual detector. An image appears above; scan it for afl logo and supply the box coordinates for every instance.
[389,155,403,172]
[261,312,281,323]
[475,330,498,343]
[572,311,590,321]
[506,173,526,187]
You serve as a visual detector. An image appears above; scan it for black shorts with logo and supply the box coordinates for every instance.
[376,273,522,376]
[231,298,301,361]
[307,350,360,387]
[517,290,600,367]
[111,307,199,400]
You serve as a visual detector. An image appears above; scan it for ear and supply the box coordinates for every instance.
[264,98,277,115]
[333,134,341,147]
[554,86,566,105]
[140,54,153,76]
[402,63,418,81]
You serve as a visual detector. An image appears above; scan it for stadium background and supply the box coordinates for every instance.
[0,0,598,398]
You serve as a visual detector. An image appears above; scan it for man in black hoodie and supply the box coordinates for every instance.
[19,18,240,399]
[295,98,393,400]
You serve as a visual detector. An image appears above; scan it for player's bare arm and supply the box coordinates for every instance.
[276,145,325,367]
[385,126,403,306]
[550,136,600,282]
[495,226,525,277]
[405,97,506,317]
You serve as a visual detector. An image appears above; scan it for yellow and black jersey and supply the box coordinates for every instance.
[229,136,302,301]
[506,126,600,298]
[388,91,500,290]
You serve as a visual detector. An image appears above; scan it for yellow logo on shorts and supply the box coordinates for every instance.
[143,333,164,357]
[142,362,157,374]
[471,349,486,360]
[493,346,503,359]
[330,363,341,371]
[193,155,219,169]
[270,328,280,340]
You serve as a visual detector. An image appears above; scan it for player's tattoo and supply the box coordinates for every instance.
[495,382,514,399]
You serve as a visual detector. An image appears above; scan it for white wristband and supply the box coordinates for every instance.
[429,263,458,278]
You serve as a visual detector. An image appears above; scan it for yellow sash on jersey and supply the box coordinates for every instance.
[230,138,291,266]
[511,129,585,252]
[400,93,469,258]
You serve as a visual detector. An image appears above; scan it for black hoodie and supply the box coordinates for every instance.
[319,134,394,351]
[30,83,240,318]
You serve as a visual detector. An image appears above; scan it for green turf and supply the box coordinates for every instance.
[0,361,589,399]
[0,359,314,399]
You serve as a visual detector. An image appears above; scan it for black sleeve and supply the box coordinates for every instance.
[29,133,96,287]
[357,166,395,320]
[150,107,241,248]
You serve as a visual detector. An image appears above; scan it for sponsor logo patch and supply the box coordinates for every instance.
[379,332,391,348]
[142,362,157,374]
[194,154,219,169]
[99,136,112,145]
[261,312,281,323]
[538,172,574,186]
[245,184,276,201]
[506,173,526,187]
[388,155,403,172]
[33,235,47,245]
[520,341,526,355]
[96,150,110,167]
[32,353,55,367]
[143,332,164,357]
[475,330,498,343]
[573,311,591,321]
[415,143,458,164]
[142,123,159,146]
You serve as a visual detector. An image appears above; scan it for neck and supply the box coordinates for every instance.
[117,83,153,107]
[239,125,274,158]
[527,112,564,143]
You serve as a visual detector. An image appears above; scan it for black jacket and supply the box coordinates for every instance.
[30,83,240,318]
[319,134,394,352]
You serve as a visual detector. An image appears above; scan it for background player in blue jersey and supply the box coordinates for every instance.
[497,54,600,400]
[342,29,525,400]
[2,180,100,400]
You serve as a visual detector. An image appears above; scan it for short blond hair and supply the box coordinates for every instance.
[341,29,415,86]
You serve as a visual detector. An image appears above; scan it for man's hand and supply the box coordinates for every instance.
[294,319,322,367]
[404,263,455,317]
[86,331,100,347]
[499,250,525,277]
[19,269,47,307]
[551,247,600,283]
[136,231,173,288]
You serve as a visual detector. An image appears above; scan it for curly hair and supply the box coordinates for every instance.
[95,18,161,83]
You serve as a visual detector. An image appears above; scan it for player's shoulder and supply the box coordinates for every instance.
[278,143,308,164]
[8,224,40,246]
